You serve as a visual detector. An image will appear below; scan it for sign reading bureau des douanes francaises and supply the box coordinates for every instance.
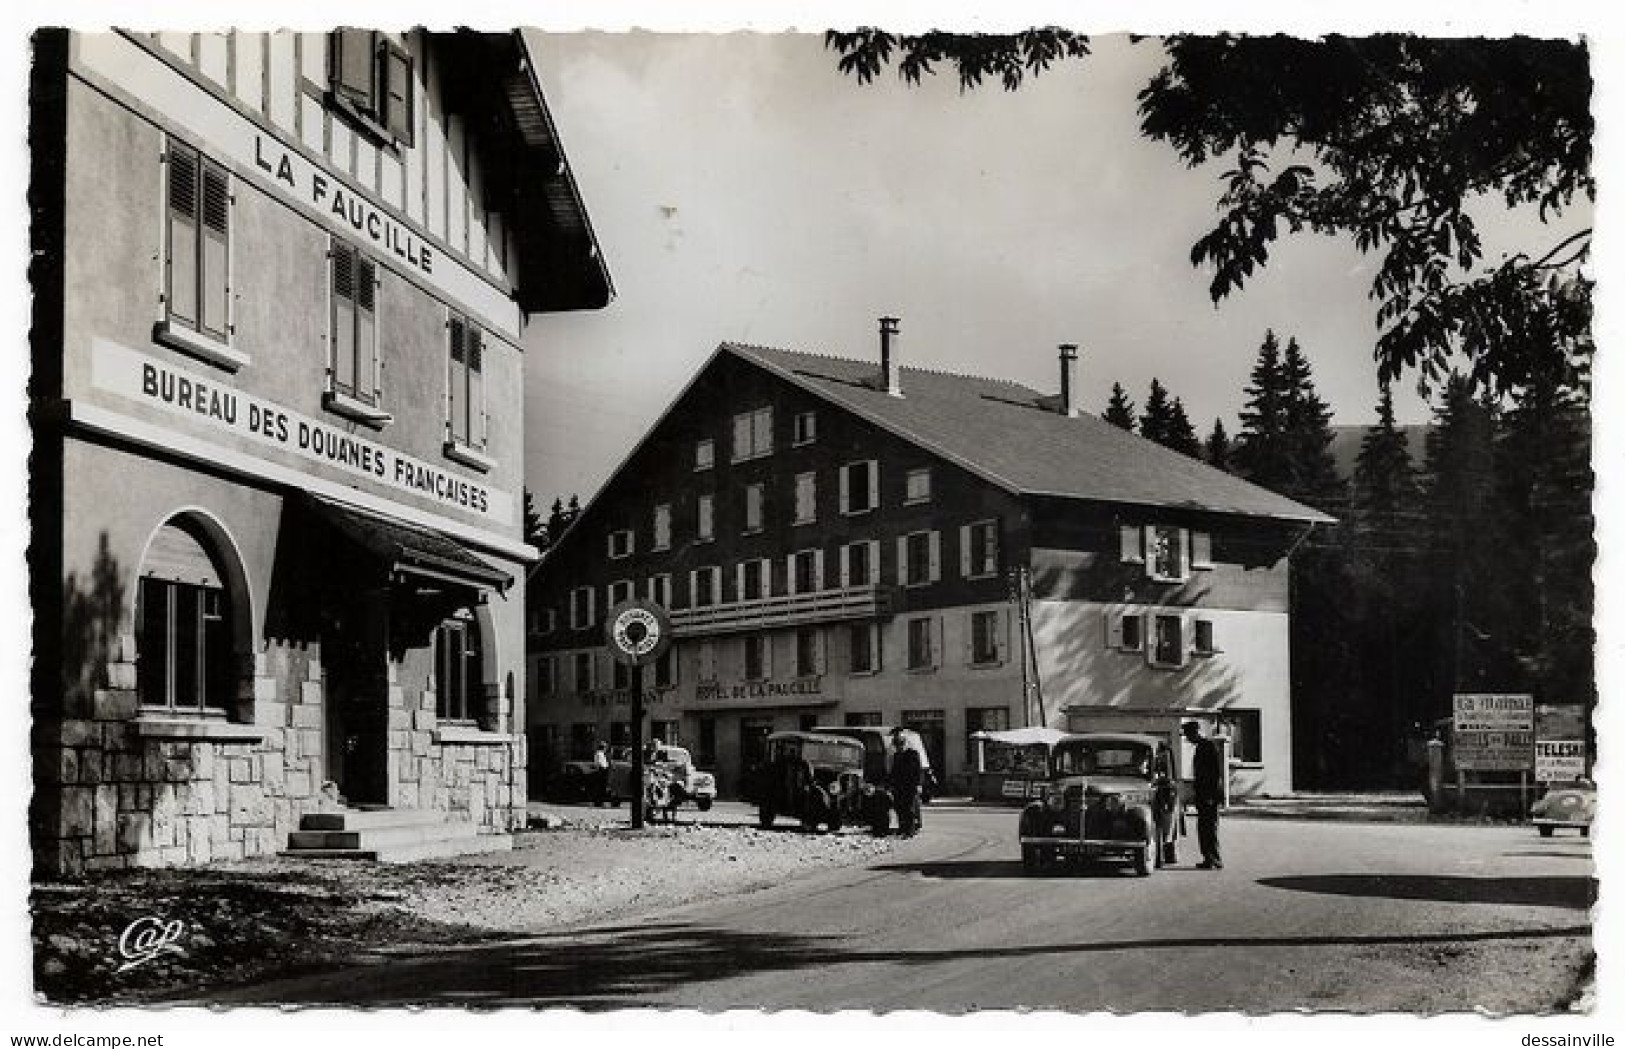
[92,339,514,527]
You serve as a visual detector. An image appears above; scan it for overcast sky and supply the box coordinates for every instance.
[519,30,1593,506]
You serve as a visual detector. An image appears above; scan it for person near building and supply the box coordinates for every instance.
[1183,720,1224,869]
[890,730,924,837]
[592,741,612,807]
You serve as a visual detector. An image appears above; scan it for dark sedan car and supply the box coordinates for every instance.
[1017,733,1182,876]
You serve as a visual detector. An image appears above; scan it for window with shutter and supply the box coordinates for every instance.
[161,144,240,365]
[1148,614,1185,668]
[653,504,672,551]
[970,611,1001,665]
[744,484,764,533]
[793,472,816,525]
[906,617,935,671]
[445,312,488,457]
[697,494,715,542]
[326,241,387,419]
[328,30,415,148]
[1191,531,1214,570]
[1120,524,1144,563]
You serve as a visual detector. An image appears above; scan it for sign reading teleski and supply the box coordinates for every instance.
[92,338,514,525]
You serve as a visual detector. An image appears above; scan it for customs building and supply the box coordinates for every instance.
[29,29,610,871]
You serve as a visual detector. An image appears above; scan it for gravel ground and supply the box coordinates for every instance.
[30,816,895,1005]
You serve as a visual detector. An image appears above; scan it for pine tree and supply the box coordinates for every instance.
[1233,330,1291,490]
[1497,370,1595,724]
[1280,337,1346,511]
[1348,382,1427,769]
[566,494,582,523]
[1104,382,1136,432]
[1421,376,1513,703]
[1139,379,1174,446]
[1351,384,1419,557]
[523,489,547,551]
[1204,418,1233,471]
[547,497,569,549]
[1164,397,1202,458]
[1234,330,1345,512]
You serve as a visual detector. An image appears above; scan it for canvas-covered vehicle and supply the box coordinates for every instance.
[756,731,884,833]
[814,725,938,802]
[1018,733,1182,876]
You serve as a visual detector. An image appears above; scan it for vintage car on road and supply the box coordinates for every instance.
[1531,780,1595,837]
[755,731,885,833]
[1018,733,1181,876]
[548,745,716,811]
[641,744,718,812]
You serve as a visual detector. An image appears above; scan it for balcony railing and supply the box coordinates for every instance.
[670,584,893,637]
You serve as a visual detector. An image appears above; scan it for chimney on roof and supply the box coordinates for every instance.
[1058,343,1081,418]
[879,316,903,397]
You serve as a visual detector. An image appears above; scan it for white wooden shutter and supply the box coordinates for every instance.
[963,612,975,666]
[1105,610,1123,649]
[898,536,911,585]
[868,541,881,585]
[838,464,851,513]
[814,550,826,592]
[1142,526,1158,574]
[838,545,851,588]
[735,563,746,602]
[586,588,596,626]
[933,617,945,668]
[733,413,751,461]
[1192,531,1213,570]
[928,531,942,582]
[997,610,1010,664]
[333,29,376,108]
[866,460,880,510]
[959,525,972,578]
[1120,524,1143,563]
[382,40,414,144]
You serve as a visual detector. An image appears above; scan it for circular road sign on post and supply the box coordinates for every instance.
[605,600,673,668]
[604,600,673,829]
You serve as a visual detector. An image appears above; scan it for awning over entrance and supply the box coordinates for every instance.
[306,495,513,594]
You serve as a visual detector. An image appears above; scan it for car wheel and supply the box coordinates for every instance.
[1538,824,1555,838]
[697,798,713,812]
[759,805,775,829]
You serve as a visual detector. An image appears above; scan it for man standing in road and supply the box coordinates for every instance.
[1183,721,1223,869]
[890,730,924,838]
[592,741,611,807]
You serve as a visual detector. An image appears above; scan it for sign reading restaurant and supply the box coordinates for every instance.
[93,339,513,525]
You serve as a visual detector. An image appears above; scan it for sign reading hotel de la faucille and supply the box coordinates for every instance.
[92,339,513,527]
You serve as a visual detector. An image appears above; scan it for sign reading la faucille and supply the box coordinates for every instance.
[93,339,513,525]
[253,136,435,278]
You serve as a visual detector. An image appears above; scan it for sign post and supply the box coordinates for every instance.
[605,600,673,830]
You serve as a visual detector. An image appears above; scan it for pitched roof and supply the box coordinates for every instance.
[725,342,1334,525]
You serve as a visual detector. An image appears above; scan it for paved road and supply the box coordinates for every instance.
[222,808,1594,1013]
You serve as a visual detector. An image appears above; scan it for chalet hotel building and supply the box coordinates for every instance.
[29,30,609,871]
[528,324,1332,798]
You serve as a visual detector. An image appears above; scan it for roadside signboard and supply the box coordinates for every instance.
[1452,693,1534,771]
[1534,739,1587,783]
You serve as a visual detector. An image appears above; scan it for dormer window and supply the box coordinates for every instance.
[329,30,415,148]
